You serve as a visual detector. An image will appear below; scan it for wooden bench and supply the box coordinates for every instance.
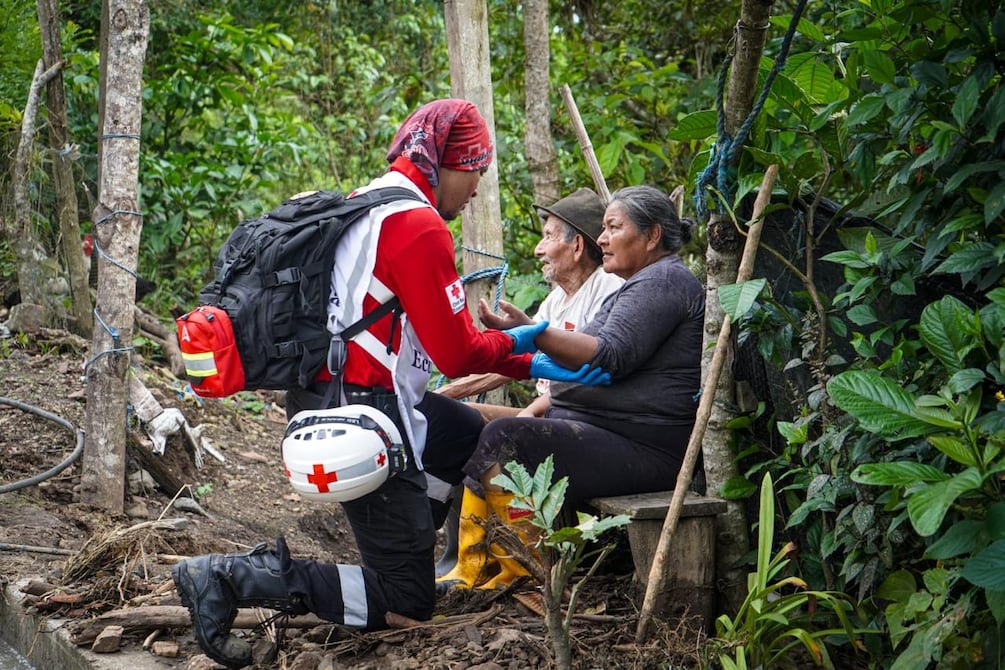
[586,490,727,631]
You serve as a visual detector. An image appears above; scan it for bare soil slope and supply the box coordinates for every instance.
[0,336,701,669]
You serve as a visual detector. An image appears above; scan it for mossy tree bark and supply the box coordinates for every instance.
[38,0,92,338]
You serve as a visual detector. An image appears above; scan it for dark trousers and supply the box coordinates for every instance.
[465,407,690,504]
[279,386,483,627]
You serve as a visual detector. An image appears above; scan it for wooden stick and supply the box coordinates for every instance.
[635,165,779,643]
[69,605,330,645]
[560,85,611,204]
[0,542,75,556]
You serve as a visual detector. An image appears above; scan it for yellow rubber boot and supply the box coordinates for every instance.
[481,490,538,589]
[435,488,499,591]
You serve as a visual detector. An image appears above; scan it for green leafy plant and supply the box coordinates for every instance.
[828,292,1005,668]
[491,456,629,670]
[713,472,872,669]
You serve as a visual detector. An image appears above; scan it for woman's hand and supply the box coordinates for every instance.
[478,299,533,330]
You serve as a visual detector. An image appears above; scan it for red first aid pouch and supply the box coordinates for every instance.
[176,306,245,398]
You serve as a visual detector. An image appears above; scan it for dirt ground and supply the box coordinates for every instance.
[0,334,706,670]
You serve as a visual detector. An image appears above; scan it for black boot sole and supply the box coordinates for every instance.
[172,560,251,669]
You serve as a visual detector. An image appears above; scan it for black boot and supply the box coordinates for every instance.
[172,542,304,669]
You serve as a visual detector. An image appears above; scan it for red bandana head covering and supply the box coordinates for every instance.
[386,99,494,186]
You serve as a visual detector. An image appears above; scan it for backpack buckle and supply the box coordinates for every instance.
[327,337,346,376]
[267,267,301,288]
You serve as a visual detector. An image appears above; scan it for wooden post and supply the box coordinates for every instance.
[636,165,779,642]
[80,0,150,512]
[443,0,504,320]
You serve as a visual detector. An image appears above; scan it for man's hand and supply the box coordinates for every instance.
[479,299,533,330]
[506,320,549,354]
[434,372,510,399]
[529,354,612,385]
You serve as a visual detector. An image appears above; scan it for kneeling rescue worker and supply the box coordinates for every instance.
[171,98,610,669]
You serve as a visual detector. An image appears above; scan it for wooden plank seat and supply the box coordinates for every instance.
[585,490,727,632]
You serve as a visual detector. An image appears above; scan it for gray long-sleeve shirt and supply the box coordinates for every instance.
[550,254,704,427]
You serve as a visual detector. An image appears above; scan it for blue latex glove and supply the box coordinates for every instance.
[530,353,612,386]
[506,320,549,355]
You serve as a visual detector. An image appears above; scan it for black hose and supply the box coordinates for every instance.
[0,396,85,493]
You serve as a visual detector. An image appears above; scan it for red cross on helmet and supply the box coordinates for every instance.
[281,404,407,502]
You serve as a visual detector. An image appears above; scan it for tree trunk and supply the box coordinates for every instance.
[701,0,774,615]
[522,0,559,205]
[443,0,507,404]
[80,0,150,512]
[444,0,503,315]
[11,59,63,316]
[38,0,92,338]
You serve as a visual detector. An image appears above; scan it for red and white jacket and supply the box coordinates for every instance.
[320,157,531,468]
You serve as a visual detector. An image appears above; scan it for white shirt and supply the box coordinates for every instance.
[533,266,624,395]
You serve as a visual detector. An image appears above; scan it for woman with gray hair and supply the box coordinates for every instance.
[464,184,704,590]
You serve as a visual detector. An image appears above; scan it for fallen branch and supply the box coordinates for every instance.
[0,542,75,556]
[68,605,330,646]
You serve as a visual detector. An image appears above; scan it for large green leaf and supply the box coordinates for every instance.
[718,279,767,321]
[852,461,949,486]
[668,109,717,141]
[919,296,980,373]
[828,371,937,439]
[942,160,1005,193]
[933,242,997,276]
[784,52,840,105]
[924,520,986,559]
[928,435,977,467]
[961,539,1005,590]
[847,95,886,126]
[986,181,1005,225]
[876,569,917,602]
[907,468,984,536]
[987,589,1005,626]
[951,74,981,129]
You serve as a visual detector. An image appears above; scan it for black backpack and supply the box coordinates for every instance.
[176,187,423,397]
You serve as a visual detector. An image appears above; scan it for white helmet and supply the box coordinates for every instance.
[282,405,407,502]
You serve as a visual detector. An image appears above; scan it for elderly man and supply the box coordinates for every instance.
[437,187,623,415]
[435,187,623,592]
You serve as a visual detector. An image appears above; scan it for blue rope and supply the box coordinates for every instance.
[459,245,508,311]
[694,0,808,219]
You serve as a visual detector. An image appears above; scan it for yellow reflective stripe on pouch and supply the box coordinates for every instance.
[182,351,217,377]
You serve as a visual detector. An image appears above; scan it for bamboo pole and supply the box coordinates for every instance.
[635,165,779,642]
[560,84,611,204]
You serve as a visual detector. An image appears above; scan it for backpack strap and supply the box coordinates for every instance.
[321,187,425,405]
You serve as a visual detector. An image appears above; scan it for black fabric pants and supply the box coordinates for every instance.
[464,407,691,504]
[276,386,483,628]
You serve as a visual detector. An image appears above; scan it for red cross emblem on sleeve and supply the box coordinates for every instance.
[307,463,338,493]
[376,452,386,467]
[445,279,466,313]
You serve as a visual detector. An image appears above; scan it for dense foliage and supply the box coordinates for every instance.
[2,0,1003,667]
[680,1,1005,667]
